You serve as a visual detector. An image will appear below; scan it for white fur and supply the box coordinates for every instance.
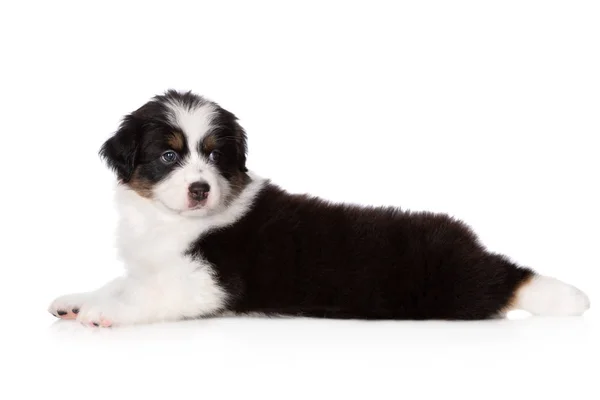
[153,156,226,217]
[165,99,217,148]
[513,275,590,316]
[49,174,267,327]
[48,277,125,317]
[153,100,226,216]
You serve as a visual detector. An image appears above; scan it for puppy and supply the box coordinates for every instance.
[49,90,590,327]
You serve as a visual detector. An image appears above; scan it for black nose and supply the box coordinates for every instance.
[188,182,210,200]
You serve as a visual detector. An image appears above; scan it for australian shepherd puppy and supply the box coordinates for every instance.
[49,90,590,327]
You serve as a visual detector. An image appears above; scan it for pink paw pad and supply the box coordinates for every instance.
[51,308,79,320]
[100,319,112,328]
[87,319,112,328]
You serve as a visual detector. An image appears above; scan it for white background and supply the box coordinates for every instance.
[0,1,598,399]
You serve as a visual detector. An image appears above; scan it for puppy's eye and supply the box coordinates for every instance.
[160,150,178,164]
[209,150,221,163]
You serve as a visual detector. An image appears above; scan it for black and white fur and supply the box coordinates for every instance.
[49,90,590,327]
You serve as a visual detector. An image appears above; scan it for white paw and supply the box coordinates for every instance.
[516,275,591,316]
[552,282,591,316]
[48,292,92,320]
[76,299,127,328]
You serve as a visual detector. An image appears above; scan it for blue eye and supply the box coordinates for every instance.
[160,150,178,164]
[209,150,221,163]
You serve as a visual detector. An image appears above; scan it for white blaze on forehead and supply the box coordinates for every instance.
[155,98,225,215]
[165,100,217,152]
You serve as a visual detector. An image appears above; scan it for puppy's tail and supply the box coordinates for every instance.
[511,274,590,316]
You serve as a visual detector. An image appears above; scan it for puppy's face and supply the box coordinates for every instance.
[100,90,249,217]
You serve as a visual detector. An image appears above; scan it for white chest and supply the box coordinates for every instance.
[111,176,266,274]
[114,187,207,273]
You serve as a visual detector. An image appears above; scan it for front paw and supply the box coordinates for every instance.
[76,299,133,328]
[49,293,90,320]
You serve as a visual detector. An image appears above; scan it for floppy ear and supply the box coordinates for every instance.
[233,121,248,172]
[99,115,141,182]
[217,106,249,173]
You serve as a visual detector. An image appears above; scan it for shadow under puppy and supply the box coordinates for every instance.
[49,90,590,327]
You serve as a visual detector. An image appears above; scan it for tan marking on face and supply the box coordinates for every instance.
[202,134,218,153]
[128,168,153,198]
[167,131,185,151]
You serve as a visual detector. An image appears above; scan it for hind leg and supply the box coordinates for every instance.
[510,275,590,316]
[449,253,589,319]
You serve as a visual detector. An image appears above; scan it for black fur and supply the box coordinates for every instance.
[99,114,144,181]
[208,108,249,174]
[190,183,534,320]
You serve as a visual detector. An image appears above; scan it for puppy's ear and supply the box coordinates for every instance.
[99,115,141,182]
[233,122,248,172]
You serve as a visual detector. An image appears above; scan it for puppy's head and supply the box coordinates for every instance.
[100,90,249,217]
